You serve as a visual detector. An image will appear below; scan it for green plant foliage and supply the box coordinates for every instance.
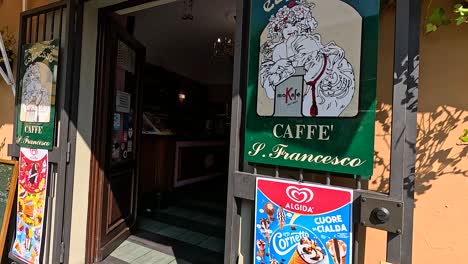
[460,129,468,143]
[427,7,450,32]
[0,27,15,67]
[426,1,468,33]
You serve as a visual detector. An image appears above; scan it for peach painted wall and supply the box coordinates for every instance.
[0,0,51,158]
[366,0,468,263]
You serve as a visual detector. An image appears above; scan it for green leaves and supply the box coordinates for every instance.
[454,3,468,26]
[426,23,438,33]
[460,129,468,143]
[455,16,467,25]
[426,7,450,33]
[426,2,468,33]
[429,7,450,25]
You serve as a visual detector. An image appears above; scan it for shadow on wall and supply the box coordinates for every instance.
[372,102,468,199]
[369,1,468,201]
[0,123,8,158]
[375,53,468,199]
[0,126,5,154]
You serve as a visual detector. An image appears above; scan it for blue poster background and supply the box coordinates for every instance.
[254,180,353,264]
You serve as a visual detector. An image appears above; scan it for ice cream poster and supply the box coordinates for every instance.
[244,0,380,178]
[254,178,353,264]
[11,148,48,264]
[16,39,59,150]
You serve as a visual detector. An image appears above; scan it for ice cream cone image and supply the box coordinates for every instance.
[25,227,32,251]
[24,202,34,219]
[257,239,266,259]
[264,202,275,222]
[31,248,38,261]
[289,249,307,264]
[326,238,346,264]
[279,221,285,230]
[14,242,21,254]
[257,249,265,259]
[288,236,325,264]
[259,218,271,245]
[277,207,286,230]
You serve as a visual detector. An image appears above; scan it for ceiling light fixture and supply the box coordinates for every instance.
[213,36,234,59]
[182,0,194,20]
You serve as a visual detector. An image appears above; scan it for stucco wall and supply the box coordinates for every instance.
[0,0,21,158]
[366,0,468,262]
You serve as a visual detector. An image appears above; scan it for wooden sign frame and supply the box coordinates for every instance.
[0,159,18,259]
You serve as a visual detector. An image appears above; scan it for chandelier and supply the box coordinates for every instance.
[182,0,194,20]
[212,36,234,59]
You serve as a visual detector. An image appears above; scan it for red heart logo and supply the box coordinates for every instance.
[286,186,314,203]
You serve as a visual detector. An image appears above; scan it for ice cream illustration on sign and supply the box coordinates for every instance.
[254,178,353,264]
[326,238,347,264]
[289,236,326,264]
[258,0,360,117]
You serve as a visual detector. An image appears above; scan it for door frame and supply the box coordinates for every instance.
[8,1,84,263]
[86,7,146,263]
[85,0,242,263]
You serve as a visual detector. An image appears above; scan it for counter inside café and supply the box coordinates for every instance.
[139,111,229,198]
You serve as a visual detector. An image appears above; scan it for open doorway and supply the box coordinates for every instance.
[88,0,235,263]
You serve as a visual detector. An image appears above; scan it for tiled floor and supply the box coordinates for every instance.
[100,240,187,264]
[102,205,225,264]
[138,217,224,253]
[102,178,228,264]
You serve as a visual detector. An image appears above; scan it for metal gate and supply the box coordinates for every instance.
[8,0,83,263]
[224,0,420,263]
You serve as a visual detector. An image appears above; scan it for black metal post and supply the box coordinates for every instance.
[387,0,420,263]
[59,0,84,263]
[224,0,248,262]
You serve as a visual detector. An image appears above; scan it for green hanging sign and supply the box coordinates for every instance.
[16,39,59,150]
[244,0,379,178]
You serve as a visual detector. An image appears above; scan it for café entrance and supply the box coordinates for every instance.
[87,0,235,263]
[5,0,423,263]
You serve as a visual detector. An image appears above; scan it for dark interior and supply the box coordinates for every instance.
[105,0,235,262]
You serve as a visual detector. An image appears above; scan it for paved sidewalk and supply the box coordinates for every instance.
[100,239,190,264]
